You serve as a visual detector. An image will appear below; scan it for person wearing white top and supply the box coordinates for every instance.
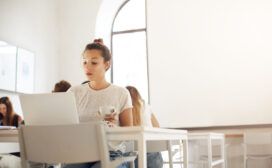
[70,83,132,126]
[64,39,133,168]
[126,86,159,128]
[126,86,163,168]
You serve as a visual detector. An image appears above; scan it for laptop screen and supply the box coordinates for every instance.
[19,92,79,125]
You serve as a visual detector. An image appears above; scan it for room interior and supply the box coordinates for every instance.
[1,0,272,168]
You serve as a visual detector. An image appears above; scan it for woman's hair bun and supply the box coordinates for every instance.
[93,38,104,45]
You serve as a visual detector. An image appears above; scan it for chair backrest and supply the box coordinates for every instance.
[19,123,109,165]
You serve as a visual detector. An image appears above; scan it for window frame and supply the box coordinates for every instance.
[110,0,151,102]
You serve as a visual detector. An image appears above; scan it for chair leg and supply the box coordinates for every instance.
[167,140,173,168]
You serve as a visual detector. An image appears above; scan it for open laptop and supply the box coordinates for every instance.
[19,92,79,125]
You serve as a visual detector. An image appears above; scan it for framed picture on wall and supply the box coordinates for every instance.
[16,48,35,93]
[0,45,17,91]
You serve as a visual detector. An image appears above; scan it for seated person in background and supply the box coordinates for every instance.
[52,80,71,92]
[126,86,163,168]
[126,86,159,127]
[0,96,22,164]
[0,96,22,127]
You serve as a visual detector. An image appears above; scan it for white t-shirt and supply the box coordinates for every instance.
[141,102,153,127]
[69,83,133,125]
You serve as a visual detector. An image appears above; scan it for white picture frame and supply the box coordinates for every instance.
[16,48,35,93]
[0,45,17,91]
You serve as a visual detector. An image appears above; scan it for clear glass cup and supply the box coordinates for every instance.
[98,106,116,117]
[98,106,117,127]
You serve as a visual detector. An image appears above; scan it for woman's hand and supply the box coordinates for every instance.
[104,112,117,126]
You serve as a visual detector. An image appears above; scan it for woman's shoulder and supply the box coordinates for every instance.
[109,84,129,94]
[69,83,88,92]
[68,84,89,100]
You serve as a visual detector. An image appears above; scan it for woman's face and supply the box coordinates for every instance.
[0,103,7,116]
[82,49,110,82]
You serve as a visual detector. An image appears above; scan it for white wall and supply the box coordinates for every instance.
[5,0,272,128]
[0,0,102,91]
[0,0,59,92]
[147,0,272,128]
[58,0,102,85]
[0,0,102,118]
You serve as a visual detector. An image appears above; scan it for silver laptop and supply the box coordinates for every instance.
[19,92,79,125]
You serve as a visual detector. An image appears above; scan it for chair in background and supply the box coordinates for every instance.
[188,133,225,168]
[243,132,272,168]
[18,123,136,168]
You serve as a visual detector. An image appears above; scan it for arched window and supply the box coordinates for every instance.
[111,0,149,102]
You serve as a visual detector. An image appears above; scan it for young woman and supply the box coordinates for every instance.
[126,86,159,127]
[0,96,22,127]
[64,39,133,168]
[126,86,163,168]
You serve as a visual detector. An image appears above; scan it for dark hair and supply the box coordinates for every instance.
[0,112,3,124]
[0,96,15,125]
[83,38,111,62]
[52,80,71,92]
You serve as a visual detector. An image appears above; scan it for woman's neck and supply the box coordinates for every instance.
[89,79,110,90]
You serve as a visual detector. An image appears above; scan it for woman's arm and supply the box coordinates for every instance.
[151,113,160,128]
[119,108,133,127]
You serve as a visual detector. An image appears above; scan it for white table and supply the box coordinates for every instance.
[0,129,19,153]
[106,126,188,168]
[0,127,189,168]
[188,133,225,168]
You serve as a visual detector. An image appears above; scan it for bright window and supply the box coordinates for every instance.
[111,0,149,102]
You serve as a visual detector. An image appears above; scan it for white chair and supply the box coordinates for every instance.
[188,133,225,168]
[243,132,272,168]
[18,123,136,168]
